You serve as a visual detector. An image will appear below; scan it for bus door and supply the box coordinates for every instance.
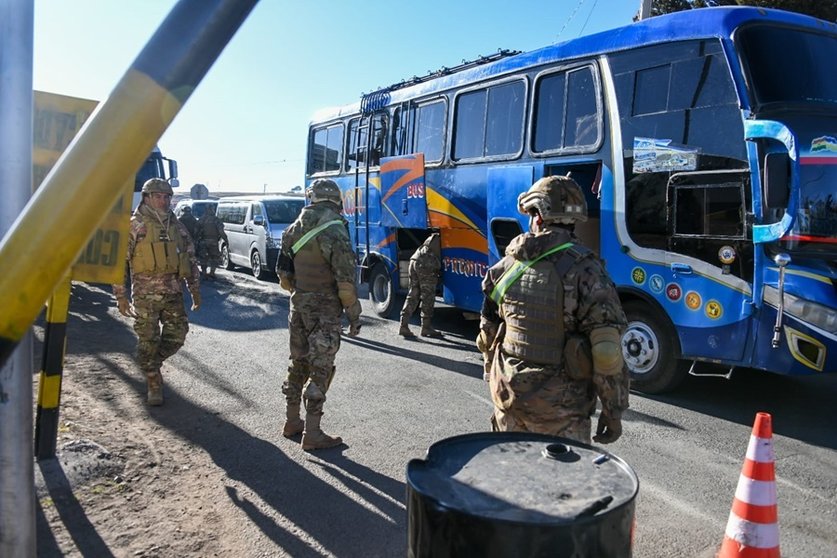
[347,112,388,261]
[486,166,533,264]
[667,169,754,362]
[379,153,428,230]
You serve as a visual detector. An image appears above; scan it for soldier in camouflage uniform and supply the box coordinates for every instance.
[276,178,362,451]
[477,175,629,444]
[178,205,200,242]
[197,204,227,279]
[399,232,442,338]
[113,179,201,406]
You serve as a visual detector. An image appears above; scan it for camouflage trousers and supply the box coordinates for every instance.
[282,292,343,416]
[132,293,189,374]
[200,239,222,268]
[489,352,596,444]
[400,259,438,321]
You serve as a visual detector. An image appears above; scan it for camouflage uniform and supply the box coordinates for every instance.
[197,210,227,273]
[399,233,442,338]
[113,188,200,406]
[276,178,361,450]
[478,176,629,445]
[178,208,199,242]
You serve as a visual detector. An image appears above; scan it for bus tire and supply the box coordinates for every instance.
[369,263,401,319]
[621,300,687,394]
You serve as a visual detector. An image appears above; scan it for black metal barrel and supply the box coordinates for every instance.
[406,432,639,558]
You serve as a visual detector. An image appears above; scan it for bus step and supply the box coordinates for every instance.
[687,360,734,379]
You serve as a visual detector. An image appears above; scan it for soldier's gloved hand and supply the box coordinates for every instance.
[593,411,622,444]
[348,320,361,337]
[116,297,137,318]
[191,290,201,311]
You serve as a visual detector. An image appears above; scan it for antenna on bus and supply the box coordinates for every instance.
[360,49,522,114]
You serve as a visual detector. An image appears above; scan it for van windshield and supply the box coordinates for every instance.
[264,200,304,224]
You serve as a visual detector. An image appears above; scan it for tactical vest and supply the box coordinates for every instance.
[291,219,344,293]
[131,214,191,278]
[493,244,590,366]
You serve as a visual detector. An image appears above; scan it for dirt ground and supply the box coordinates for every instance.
[33,283,254,557]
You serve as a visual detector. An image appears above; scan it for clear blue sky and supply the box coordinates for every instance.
[34,0,639,194]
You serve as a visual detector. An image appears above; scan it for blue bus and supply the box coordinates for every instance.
[304,7,837,393]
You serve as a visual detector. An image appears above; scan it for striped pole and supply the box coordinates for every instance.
[0,0,259,369]
[34,277,72,460]
[718,412,780,558]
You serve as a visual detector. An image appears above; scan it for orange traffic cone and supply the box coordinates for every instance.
[718,412,780,557]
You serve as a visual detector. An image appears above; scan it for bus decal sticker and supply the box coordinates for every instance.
[631,267,646,285]
[649,274,665,294]
[632,137,699,173]
[705,300,723,320]
[665,282,682,302]
[426,188,484,233]
[810,135,837,153]
[685,291,702,311]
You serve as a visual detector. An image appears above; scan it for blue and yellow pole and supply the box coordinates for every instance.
[34,276,71,460]
[0,0,259,369]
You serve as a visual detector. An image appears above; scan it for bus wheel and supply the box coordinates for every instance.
[220,242,233,270]
[621,301,686,394]
[369,263,400,318]
[251,250,265,280]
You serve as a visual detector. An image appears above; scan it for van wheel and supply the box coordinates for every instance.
[251,251,265,280]
[621,300,687,394]
[370,263,401,318]
[220,243,233,270]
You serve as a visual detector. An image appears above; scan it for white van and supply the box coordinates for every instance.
[216,195,305,280]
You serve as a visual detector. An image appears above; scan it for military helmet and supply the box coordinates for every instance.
[181,206,192,213]
[517,175,587,224]
[141,178,173,196]
[306,179,342,206]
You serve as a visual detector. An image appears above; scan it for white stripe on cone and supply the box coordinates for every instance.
[734,475,778,507]
[725,513,780,549]
[746,435,776,463]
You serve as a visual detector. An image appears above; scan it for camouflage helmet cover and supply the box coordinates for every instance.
[141,178,173,196]
[306,178,342,206]
[518,175,588,224]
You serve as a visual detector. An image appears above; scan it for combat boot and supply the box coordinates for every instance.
[301,413,342,451]
[282,403,304,438]
[398,316,415,338]
[420,318,443,338]
[146,371,163,406]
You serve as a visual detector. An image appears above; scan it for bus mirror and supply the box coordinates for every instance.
[169,159,179,180]
[169,177,180,189]
[763,152,789,209]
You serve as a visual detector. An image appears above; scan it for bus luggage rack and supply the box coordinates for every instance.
[360,48,521,114]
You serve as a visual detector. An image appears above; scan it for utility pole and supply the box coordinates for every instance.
[0,0,36,556]
[639,0,653,20]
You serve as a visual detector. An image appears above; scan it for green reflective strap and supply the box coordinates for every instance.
[490,242,573,306]
[291,220,344,255]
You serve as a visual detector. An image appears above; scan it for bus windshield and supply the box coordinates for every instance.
[738,25,837,110]
[134,156,166,193]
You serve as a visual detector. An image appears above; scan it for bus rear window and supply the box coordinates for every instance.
[738,25,837,109]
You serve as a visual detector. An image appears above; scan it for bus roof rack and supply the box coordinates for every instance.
[360,48,522,114]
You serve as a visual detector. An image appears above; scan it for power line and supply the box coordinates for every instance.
[578,0,599,36]
[556,0,588,40]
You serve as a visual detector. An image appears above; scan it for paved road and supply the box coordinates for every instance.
[162,269,837,557]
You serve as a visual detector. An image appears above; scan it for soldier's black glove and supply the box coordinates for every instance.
[593,410,622,444]
[348,320,361,337]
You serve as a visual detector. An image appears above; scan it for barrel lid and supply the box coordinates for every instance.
[407,432,639,524]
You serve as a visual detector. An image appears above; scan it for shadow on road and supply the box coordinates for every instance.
[639,368,837,449]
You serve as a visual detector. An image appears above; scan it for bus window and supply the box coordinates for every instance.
[308,124,344,174]
[611,40,746,250]
[533,65,601,153]
[348,113,388,170]
[414,99,446,163]
[453,79,525,161]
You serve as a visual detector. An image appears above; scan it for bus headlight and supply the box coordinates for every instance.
[266,235,280,249]
[763,285,837,334]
